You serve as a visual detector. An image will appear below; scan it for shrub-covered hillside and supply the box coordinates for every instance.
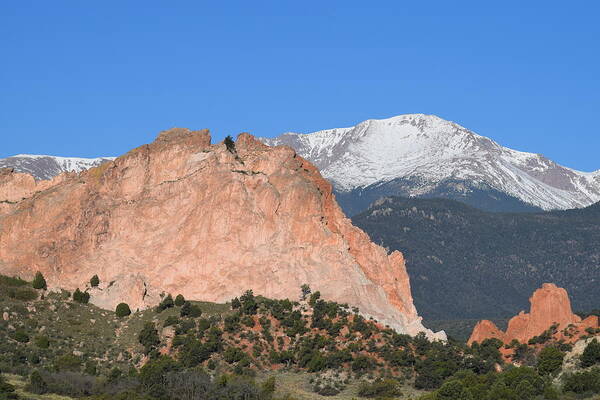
[1,273,599,400]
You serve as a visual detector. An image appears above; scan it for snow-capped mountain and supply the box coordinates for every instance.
[262,114,600,214]
[0,154,115,180]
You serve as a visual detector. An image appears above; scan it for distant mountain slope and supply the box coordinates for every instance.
[351,197,600,323]
[0,154,115,180]
[262,114,600,215]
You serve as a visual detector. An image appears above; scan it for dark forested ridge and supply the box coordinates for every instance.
[352,197,600,325]
[335,178,544,217]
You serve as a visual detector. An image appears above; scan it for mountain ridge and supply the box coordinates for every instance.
[0,154,115,180]
[261,114,600,214]
[351,195,600,323]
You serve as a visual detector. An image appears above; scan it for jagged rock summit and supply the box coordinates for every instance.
[0,128,444,339]
[468,283,598,346]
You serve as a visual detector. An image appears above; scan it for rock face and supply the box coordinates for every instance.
[468,320,506,345]
[0,128,444,339]
[468,283,597,345]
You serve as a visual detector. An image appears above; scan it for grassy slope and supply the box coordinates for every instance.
[0,275,231,376]
[4,374,73,400]
[262,372,427,400]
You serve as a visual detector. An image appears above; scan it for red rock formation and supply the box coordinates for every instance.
[469,320,506,345]
[0,128,444,339]
[505,283,581,342]
[0,167,68,209]
[468,283,596,346]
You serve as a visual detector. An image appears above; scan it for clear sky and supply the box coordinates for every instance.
[1,1,599,171]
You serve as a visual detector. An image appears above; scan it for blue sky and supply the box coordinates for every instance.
[1,1,599,171]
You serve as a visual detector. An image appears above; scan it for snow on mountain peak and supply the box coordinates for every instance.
[261,114,600,211]
[0,154,115,180]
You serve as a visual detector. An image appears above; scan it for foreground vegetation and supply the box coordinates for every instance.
[1,273,599,399]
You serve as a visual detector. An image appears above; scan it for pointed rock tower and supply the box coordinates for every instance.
[468,283,598,345]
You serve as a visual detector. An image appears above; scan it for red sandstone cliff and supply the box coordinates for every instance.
[0,128,444,339]
[468,283,598,346]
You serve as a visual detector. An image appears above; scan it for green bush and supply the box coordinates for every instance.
[163,316,179,327]
[357,378,402,398]
[315,384,339,396]
[180,301,202,318]
[562,367,600,394]
[72,288,90,304]
[174,294,185,307]
[13,329,30,343]
[139,355,180,398]
[54,354,82,372]
[84,360,97,376]
[34,335,50,349]
[581,338,600,368]
[241,315,255,327]
[27,370,47,394]
[351,355,375,373]
[537,346,564,376]
[231,297,241,309]
[32,271,47,290]
[138,322,160,354]
[224,313,241,333]
[175,319,196,335]
[502,366,544,395]
[240,290,258,315]
[224,135,236,153]
[115,302,131,317]
[306,352,327,372]
[90,275,100,287]
[180,339,213,367]
[156,294,174,312]
[384,348,415,367]
[223,347,246,364]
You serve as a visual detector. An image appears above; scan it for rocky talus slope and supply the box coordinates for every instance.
[0,128,443,339]
[468,283,598,346]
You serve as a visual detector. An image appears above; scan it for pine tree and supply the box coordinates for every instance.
[174,294,185,307]
[224,135,236,153]
[73,288,90,304]
[115,302,132,317]
[240,290,258,315]
[28,370,48,394]
[301,284,311,300]
[581,338,600,368]
[180,301,202,318]
[90,274,100,287]
[138,322,160,354]
[156,294,174,312]
[32,271,47,290]
[231,297,241,309]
